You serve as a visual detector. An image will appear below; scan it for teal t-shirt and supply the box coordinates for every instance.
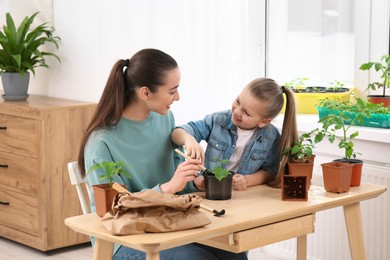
[84,111,197,255]
[85,111,197,207]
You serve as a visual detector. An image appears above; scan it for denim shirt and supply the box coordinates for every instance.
[179,110,281,178]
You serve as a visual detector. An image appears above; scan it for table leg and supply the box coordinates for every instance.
[146,251,160,260]
[297,235,307,260]
[94,238,114,260]
[343,202,366,260]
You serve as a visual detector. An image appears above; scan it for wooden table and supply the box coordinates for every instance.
[65,182,386,260]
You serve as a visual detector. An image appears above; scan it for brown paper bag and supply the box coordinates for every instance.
[101,189,211,235]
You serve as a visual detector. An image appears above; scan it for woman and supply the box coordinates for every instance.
[78,48,248,260]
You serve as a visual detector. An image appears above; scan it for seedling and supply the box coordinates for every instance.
[87,161,131,189]
[359,54,390,97]
[210,158,231,181]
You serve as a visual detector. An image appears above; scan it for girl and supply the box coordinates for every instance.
[78,48,248,260]
[172,77,298,190]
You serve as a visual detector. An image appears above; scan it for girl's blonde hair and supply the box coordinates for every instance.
[247,77,298,188]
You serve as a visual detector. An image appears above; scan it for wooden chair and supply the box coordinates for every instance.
[67,161,92,215]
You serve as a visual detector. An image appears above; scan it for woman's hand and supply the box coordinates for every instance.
[160,159,202,194]
[232,174,248,191]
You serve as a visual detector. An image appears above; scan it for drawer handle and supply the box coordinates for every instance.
[0,126,7,130]
[0,201,10,205]
[0,164,8,168]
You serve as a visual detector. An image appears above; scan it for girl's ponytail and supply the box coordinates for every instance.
[268,87,298,188]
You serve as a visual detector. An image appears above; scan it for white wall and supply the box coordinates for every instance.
[0,0,265,125]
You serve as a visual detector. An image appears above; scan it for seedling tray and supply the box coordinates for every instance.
[317,106,390,129]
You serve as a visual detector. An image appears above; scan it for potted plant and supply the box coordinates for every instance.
[203,158,233,200]
[0,12,61,100]
[315,99,364,191]
[283,129,319,191]
[359,54,390,107]
[282,77,352,114]
[87,161,131,217]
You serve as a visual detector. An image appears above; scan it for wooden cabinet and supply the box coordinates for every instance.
[0,95,96,251]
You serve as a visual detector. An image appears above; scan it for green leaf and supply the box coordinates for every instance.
[212,166,230,181]
[87,161,131,187]
[0,12,61,74]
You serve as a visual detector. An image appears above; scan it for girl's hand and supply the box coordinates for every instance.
[193,175,205,191]
[160,159,202,194]
[184,137,205,162]
[232,174,248,191]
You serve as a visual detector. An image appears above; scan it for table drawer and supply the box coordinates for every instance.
[0,151,38,196]
[0,114,40,158]
[0,188,39,236]
[201,214,315,253]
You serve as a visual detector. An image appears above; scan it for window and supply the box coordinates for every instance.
[266,0,355,88]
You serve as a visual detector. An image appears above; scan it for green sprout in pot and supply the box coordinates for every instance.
[87,161,131,189]
[284,77,309,93]
[327,80,346,93]
[359,54,390,97]
[314,100,365,162]
[210,158,231,181]
[283,129,319,163]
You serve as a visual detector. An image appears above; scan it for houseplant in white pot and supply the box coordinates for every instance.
[0,12,61,100]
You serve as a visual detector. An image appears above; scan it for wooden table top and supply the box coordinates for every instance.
[65,182,386,252]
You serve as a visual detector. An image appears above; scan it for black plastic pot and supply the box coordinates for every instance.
[203,172,233,200]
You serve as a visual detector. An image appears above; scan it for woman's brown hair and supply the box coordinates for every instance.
[78,49,178,176]
[247,77,298,188]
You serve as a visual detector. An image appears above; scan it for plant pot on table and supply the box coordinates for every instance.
[333,159,363,187]
[321,161,353,193]
[203,171,233,200]
[287,155,316,191]
[92,184,125,217]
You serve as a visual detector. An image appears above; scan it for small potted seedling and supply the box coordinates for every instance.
[203,158,233,200]
[314,101,364,192]
[283,129,319,191]
[87,161,131,217]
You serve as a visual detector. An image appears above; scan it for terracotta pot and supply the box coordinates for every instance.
[321,162,353,193]
[333,159,363,187]
[281,175,308,201]
[368,95,390,107]
[92,184,120,217]
[203,172,233,200]
[287,159,314,190]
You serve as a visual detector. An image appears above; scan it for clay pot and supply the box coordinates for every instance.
[92,184,120,217]
[203,172,233,200]
[321,162,353,193]
[287,158,314,190]
[368,95,390,107]
[333,159,363,187]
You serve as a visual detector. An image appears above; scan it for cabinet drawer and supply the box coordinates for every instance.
[0,188,38,236]
[0,114,40,158]
[201,214,315,253]
[0,151,38,196]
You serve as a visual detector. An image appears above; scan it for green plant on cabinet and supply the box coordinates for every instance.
[0,12,61,75]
